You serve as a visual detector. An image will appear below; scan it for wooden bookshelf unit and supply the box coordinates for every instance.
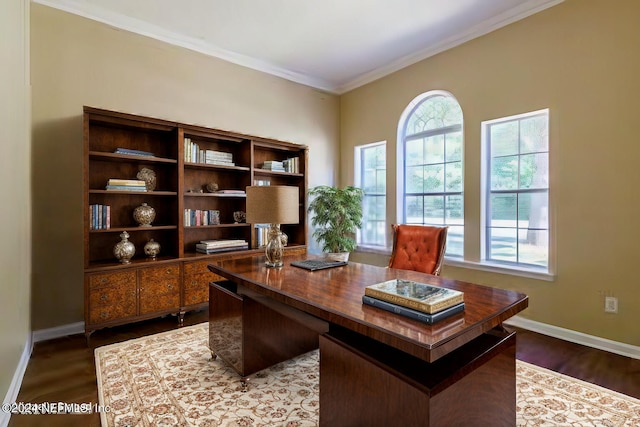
[83,107,308,338]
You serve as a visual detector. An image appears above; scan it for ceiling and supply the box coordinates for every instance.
[35,0,563,94]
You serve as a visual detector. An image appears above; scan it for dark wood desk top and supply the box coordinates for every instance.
[208,253,528,362]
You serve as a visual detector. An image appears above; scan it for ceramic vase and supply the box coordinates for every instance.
[114,231,135,264]
[144,238,161,260]
[133,203,155,227]
[136,167,156,191]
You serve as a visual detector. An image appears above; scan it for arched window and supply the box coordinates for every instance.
[398,91,463,257]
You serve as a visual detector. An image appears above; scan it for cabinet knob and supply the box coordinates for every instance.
[167,283,174,290]
[100,294,107,301]
[100,277,108,284]
[166,268,172,275]
[191,280,197,285]
[100,312,107,319]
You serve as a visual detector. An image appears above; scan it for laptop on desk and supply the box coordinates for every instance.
[290,259,348,271]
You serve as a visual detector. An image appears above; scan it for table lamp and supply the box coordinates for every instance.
[246,185,300,267]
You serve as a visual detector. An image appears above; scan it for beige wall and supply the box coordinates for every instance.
[1,0,31,404]
[30,4,340,330]
[342,0,640,345]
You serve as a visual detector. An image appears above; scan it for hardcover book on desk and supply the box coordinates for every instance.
[364,279,463,314]
[362,295,464,324]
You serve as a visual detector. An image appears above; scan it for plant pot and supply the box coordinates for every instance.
[325,252,350,262]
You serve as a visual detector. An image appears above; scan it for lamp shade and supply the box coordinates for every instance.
[245,186,300,225]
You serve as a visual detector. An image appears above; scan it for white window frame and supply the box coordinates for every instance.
[397,90,464,258]
[355,141,387,251]
[478,108,554,278]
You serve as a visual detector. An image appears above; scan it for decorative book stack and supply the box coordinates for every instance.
[183,137,235,165]
[195,239,248,254]
[363,279,464,324]
[261,160,285,171]
[183,209,220,227]
[89,204,110,230]
[261,158,299,173]
[105,179,147,192]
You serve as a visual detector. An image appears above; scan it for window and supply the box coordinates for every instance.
[482,109,549,270]
[355,141,386,247]
[398,91,463,257]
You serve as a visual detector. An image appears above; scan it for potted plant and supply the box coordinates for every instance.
[307,185,364,261]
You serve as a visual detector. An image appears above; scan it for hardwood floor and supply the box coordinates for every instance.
[8,311,640,427]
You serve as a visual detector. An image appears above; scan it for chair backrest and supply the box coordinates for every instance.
[388,224,448,275]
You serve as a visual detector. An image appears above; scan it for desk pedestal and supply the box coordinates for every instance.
[320,327,516,427]
[209,281,326,379]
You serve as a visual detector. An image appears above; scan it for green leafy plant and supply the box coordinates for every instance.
[308,185,364,253]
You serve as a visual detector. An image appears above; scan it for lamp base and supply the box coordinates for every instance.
[264,223,285,268]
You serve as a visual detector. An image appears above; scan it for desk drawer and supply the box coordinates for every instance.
[89,271,136,290]
[89,301,137,324]
[184,284,209,306]
[89,283,136,308]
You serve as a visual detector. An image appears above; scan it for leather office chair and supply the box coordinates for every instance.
[388,224,448,276]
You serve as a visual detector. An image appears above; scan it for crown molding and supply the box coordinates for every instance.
[33,0,564,95]
[335,0,565,93]
[33,0,338,93]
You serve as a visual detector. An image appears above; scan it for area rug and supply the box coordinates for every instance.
[95,323,640,426]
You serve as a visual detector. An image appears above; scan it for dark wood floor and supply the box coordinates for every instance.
[8,311,640,427]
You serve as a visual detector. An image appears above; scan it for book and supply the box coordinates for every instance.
[362,295,465,324]
[107,179,146,186]
[196,241,248,250]
[196,245,248,254]
[114,148,155,157]
[215,189,245,194]
[105,185,147,192]
[364,279,464,314]
[199,239,248,247]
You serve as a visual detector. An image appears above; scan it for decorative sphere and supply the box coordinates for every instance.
[144,238,161,259]
[133,203,155,227]
[136,167,156,191]
[205,182,219,193]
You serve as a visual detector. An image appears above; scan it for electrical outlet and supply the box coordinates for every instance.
[605,296,618,313]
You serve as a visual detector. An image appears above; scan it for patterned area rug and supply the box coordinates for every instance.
[95,323,640,427]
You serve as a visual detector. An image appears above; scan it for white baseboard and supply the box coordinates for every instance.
[505,315,640,360]
[31,321,85,343]
[1,334,33,427]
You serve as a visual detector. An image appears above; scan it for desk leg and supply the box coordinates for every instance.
[319,328,516,427]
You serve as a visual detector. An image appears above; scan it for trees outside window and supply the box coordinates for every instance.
[355,141,386,248]
[482,109,549,269]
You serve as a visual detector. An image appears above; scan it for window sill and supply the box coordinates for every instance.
[355,245,391,256]
[443,258,556,282]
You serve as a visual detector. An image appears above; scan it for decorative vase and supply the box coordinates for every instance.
[113,231,135,264]
[205,181,219,193]
[133,203,155,227]
[136,167,156,191]
[233,211,246,223]
[144,238,161,260]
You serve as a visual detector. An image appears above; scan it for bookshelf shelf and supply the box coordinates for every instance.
[83,106,308,339]
[89,151,178,164]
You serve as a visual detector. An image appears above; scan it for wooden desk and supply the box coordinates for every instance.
[208,254,528,426]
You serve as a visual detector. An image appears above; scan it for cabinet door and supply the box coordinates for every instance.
[87,271,137,324]
[139,264,180,315]
[183,261,225,306]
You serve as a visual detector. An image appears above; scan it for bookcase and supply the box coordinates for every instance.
[83,107,308,337]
